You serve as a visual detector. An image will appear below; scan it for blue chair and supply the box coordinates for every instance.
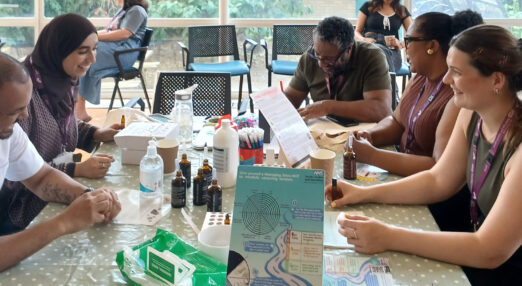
[260,24,316,87]
[107,28,153,112]
[178,25,257,111]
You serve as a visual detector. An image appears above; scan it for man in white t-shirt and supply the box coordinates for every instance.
[0,53,121,271]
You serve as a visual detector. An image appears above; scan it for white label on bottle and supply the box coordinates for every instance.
[140,170,163,193]
[213,147,228,173]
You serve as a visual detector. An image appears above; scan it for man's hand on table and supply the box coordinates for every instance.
[298,100,332,121]
[55,188,121,235]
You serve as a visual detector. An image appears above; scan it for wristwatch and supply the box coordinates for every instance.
[83,187,95,194]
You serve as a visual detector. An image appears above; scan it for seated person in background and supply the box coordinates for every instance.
[327,25,522,286]
[76,0,149,122]
[0,52,121,271]
[0,14,121,235]
[353,10,483,176]
[285,16,392,123]
[355,0,411,73]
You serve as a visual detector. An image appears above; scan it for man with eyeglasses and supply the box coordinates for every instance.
[285,16,392,122]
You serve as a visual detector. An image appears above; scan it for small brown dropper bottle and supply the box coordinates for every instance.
[171,170,186,208]
[343,135,357,180]
[207,179,222,212]
[179,153,191,187]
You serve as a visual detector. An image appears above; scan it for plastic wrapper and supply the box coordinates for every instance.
[116,229,227,285]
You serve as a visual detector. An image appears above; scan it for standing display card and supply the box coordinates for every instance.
[227,166,325,285]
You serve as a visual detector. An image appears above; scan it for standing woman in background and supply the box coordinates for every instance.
[76,0,149,122]
[355,0,411,72]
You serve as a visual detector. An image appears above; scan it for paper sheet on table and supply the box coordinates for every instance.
[114,188,171,225]
[324,211,364,248]
[308,118,375,152]
[251,87,317,167]
[323,254,393,285]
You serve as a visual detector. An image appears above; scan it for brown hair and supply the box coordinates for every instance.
[450,24,522,154]
[124,0,149,13]
[368,0,407,19]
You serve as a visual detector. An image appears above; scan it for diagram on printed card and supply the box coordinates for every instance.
[227,166,324,286]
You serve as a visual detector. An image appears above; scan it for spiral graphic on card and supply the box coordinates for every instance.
[242,193,280,235]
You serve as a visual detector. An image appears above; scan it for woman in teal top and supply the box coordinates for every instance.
[327,25,522,285]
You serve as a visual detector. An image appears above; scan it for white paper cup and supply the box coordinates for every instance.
[198,225,231,264]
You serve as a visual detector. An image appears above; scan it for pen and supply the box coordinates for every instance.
[280,81,284,93]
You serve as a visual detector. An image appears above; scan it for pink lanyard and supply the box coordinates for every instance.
[324,75,345,100]
[29,56,73,152]
[106,9,126,31]
[405,78,444,153]
[469,106,515,231]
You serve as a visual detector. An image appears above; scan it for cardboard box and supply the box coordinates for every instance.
[114,122,179,150]
[121,148,147,165]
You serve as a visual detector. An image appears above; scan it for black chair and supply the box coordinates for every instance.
[260,24,316,87]
[178,25,257,110]
[153,72,231,117]
[107,28,153,112]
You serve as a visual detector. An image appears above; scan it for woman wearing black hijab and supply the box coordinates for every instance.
[0,14,121,235]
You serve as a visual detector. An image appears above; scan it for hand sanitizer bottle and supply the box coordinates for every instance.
[139,140,164,213]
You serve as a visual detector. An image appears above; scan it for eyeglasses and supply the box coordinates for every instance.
[404,36,432,48]
[308,45,351,67]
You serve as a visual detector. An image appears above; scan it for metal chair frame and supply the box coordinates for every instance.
[107,28,153,112]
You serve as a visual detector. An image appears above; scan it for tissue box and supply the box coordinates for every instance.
[114,122,179,150]
[121,148,147,165]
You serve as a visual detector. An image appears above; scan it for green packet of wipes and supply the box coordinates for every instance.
[116,228,227,285]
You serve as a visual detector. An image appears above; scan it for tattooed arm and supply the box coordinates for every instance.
[0,164,121,271]
[22,163,84,203]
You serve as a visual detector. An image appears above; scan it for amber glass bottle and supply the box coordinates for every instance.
[202,159,213,187]
[179,153,191,187]
[331,178,342,201]
[120,115,125,128]
[207,179,222,212]
[171,170,187,208]
[192,168,206,206]
[343,146,356,180]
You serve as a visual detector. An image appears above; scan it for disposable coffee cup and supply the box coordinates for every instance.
[156,139,179,173]
[310,149,336,185]
[385,35,395,47]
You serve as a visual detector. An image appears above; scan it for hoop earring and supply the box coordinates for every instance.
[427,49,434,55]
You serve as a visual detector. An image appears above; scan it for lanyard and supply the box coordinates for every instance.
[325,74,345,100]
[28,56,73,152]
[106,9,126,31]
[405,78,444,153]
[470,105,515,231]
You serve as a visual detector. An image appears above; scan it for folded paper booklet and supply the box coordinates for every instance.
[114,122,179,150]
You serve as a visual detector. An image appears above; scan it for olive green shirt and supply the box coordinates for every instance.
[466,112,517,223]
[289,41,391,102]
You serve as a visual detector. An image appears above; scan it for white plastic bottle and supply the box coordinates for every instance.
[213,119,239,188]
[139,140,164,213]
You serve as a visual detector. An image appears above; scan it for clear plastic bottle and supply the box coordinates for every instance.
[139,140,164,213]
[213,119,239,188]
[170,85,196,144]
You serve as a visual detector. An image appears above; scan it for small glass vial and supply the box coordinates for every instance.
[224,213,231,225]
[207,179,222,212]
[202,159,213,187]
[120,115,125,128]
[343,136,357,180]
[192,168,206,206]
[171,170,187,208]
[331,178,342,201]
[179,153,191,187]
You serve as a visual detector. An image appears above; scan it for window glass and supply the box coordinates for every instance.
[0,27,34,60]
[0,0,33,17]
[229,0,356,19]
[44,0,219,18]
[411,0,521,19]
